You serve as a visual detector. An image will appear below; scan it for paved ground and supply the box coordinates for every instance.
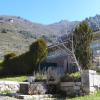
[0,94,66,100]
[0,96,62,100]
[0,96,20,100]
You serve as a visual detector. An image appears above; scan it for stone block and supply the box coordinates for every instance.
[28,82,46,95]
[27,76,35,83]
[90,86,96,92]
[19,82,29,94]
[60,82,74,87]
[74,86,80,90]
[0,81,20,93]
[75,82,81,86]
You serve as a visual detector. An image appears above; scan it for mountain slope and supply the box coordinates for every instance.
[85,14,100,31]
[0,15,100,59]
[0,16,78,59]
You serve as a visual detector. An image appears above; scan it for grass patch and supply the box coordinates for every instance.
[0,75,28,82]
[68,92,100,100]
[0,60,3,63]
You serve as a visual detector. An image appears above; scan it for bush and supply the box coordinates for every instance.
[0,61,3,72]
[34,73,47,82]
[4,53,16,61]
[2,38,48,75]
[1,29,7,33]
[2,52,34,75]
[69,72,81,79]
[60,72,81,82]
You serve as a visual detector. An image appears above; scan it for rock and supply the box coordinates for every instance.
[0,81,20,94]
[28,82,47,95]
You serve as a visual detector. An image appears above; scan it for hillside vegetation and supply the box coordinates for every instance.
[0,16,78,60]
[0,15,100,60]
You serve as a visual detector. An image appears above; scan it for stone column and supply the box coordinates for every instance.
[81,70,96,94]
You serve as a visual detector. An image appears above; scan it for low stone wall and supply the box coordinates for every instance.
[60,82,81,96]
[1,70,100,96]
[0,81,47,95]
[60,70,100,95]
[0,81,20,94]
[28,82,47,95]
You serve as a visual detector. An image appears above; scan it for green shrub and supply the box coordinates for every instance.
[69,72,81,80]
[73,22,93,70]
[1,29,7,33]
[2,38,48,75]
[0,61,3,72]
[61,72,81,82]
[4,52,16,61]
[35,73,47,82]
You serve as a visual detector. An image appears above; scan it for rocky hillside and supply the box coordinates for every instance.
[85,14,100,31]
[0,16,79,59]
[0,15,100,59]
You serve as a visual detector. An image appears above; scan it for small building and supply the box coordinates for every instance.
[40,41,79,81]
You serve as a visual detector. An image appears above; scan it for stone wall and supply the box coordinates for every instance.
[60,82,82,96]
[28,82,47,95]
[0,81,30,94]
[0,81,47,95]
[0,81,20,94]
[1,70,100,96]
[81,70,100,94]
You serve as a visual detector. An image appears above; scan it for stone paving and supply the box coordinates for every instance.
[0,96,20,100]
[0,94,64,100]
[0,96,59,100]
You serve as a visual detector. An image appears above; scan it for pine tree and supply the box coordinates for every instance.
[73,21,93,69]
